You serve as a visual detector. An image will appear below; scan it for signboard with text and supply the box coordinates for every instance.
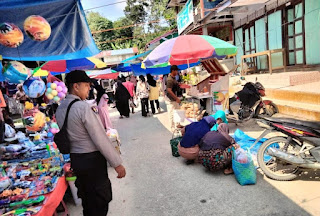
[177,0,194,35]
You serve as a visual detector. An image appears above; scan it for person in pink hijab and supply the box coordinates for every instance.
[98,94,113,130]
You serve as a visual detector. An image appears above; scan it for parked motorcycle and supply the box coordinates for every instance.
[255,117,320,181]
[228,82,278,122]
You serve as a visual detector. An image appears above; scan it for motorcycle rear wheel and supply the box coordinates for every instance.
[255,102,279,117]
[257,136,301,181]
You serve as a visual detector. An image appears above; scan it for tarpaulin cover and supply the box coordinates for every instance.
[121,50,152,64]
[113,64,132,72]
[0,0,99,61]
[233,129,267,157]
[131,62,200,76]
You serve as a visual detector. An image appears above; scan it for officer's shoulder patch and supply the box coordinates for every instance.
[91,106,98,113]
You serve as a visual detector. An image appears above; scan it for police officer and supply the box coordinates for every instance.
[55,70,126,216]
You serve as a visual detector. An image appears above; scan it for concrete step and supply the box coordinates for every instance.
[266,89,320,105]
[269,98,320,121]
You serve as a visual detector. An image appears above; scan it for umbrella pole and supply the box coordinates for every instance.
[187,59,195,120]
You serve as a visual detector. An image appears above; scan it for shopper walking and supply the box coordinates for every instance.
[123,76,136,114]
[136,75,150,117]
[147,74,160,114]
[114,80,131,118]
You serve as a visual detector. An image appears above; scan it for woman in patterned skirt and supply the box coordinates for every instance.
[198,123,239,174]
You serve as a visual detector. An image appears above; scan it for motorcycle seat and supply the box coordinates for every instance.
[301,137,320,147]
[262,117,320,130]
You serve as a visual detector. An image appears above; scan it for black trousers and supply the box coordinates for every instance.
[141,98,149,116]
[71,152,112,216]
[150,100,159,114]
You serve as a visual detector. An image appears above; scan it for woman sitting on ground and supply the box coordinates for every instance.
[178,115,216,162]
[198,123,239,174]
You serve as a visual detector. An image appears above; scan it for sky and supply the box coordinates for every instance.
[81,0,126,21]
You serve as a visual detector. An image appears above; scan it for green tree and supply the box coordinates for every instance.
[113,17,134,39]
[148,0,177,31]
[86,12,114,50]
[124,0,149,24]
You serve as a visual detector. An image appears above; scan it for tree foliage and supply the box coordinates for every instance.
[86,12,114,50]
[124,0,149,24]
[86,0,177,52]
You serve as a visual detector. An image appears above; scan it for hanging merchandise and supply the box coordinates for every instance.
[45,81,67,103]
[0,0,99,61]
[22,104,46,132]
[3,61,30,84]
[23,15,51,41]
[0,23,24,48]
[22,77,46,98]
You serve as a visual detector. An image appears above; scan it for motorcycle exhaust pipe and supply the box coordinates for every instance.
[267,148,320,169]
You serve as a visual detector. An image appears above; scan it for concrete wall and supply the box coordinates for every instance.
[103,54,135,65]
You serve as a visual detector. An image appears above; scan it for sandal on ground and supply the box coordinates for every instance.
[223,168,234,175]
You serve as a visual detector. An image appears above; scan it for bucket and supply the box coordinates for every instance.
[173,110,185,123]
[66,178,82,206]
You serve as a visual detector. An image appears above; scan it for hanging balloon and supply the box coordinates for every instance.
[23,77,46,98]
[24,15,51,41]
[45,81,67,103]
[3,61,30,84]
[0,22,24,48]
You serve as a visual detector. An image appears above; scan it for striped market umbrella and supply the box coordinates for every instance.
[41,57,107,73]
[143,35,237,67]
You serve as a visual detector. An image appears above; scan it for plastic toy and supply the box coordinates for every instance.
[23,108,46,132]
[9,195,45,208]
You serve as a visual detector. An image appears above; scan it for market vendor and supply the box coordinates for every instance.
[55,70,126,216]
[178,115,216,163]
[165,65,181,131]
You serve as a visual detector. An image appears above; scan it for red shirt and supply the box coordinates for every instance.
[123,81,135,97]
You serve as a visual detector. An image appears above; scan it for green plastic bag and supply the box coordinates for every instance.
[232,149,257,186]
[170,136,182,157]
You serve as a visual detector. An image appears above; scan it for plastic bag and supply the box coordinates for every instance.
[232,148,256,186]
[5,123,16,138]
[235,148,248,164]
[133,97,139,108]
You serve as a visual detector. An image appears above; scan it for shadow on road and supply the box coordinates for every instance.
[105,106,312,216]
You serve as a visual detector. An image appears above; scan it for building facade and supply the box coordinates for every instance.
[168,0,320,71]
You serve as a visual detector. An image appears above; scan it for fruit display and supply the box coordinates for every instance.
[180,102,200,119]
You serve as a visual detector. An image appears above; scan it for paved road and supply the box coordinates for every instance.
[66,101,313,216]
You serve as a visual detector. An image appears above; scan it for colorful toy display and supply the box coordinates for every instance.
[22,77,46,98]
[3,61,30,84]
[23,108,46,132]
[0,155,63,215]
[24,15,51,41]
[0,23,24,48]
[45,81,67,103]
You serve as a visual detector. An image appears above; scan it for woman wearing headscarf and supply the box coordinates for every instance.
[147,74,160,114]
[178,115,216,163]
[198,123,239,174]
[211,110,228,131]
[98,94,113,130]
[136,75,150,117]
[114,80,131,118]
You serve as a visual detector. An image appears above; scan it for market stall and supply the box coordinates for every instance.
[142,35,237,122]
